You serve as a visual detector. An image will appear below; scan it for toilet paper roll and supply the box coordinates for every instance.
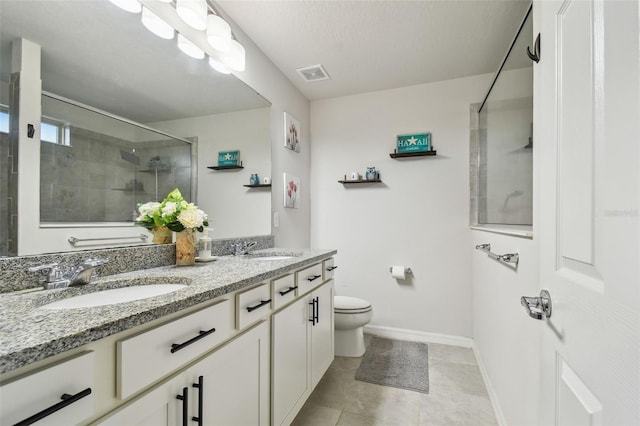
[391,265,406,280]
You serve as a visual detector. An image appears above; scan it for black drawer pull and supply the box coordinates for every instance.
[247,299,271,312]
[192,376,203,426]
[176,387,188,426]
[279,286,297,296]
[307,274,321,282]
[171,327,216,353]
[326,266,338,271]
[14,387,92,426]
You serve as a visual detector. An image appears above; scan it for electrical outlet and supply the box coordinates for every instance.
[273,212,279,228]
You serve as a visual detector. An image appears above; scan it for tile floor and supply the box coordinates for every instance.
[292,335,497,426]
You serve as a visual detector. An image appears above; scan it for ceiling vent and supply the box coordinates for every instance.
[296,64,330,82]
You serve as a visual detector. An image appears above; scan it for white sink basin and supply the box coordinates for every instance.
[41,284,187,310]
[249,256,295,261]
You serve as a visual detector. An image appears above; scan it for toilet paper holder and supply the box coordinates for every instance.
[389,266,412,275]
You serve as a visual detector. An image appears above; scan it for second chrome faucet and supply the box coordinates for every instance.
[26,258,109,289]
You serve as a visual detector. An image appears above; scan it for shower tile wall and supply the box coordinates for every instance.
[0,134,9,256]
[40,126,191,223]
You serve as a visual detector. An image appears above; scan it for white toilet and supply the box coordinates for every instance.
[334,296,373,357]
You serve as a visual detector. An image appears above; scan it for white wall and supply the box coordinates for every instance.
[149,108,271,239]
[310,74,491,338]
[222,11,312,248]
[471,231,539,425]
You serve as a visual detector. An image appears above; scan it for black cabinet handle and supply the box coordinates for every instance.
[309,299,316,325]
[14,387,92,426]
[279,286,297,296]
[326,266,338,271]
[307,274,321,282]
[192,376,203,425]
[171,327,216,353]
[314,297,319,325]
[247,299,271,312]
[176,387,188,426]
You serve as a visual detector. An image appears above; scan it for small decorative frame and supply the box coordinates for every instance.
[284,112,300,152]
[283,173,300,209]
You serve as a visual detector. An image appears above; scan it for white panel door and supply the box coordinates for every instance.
[536,0,639,425]
[310,280,334,388]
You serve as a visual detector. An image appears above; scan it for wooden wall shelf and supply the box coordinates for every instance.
[208,165,244,170]
[389,150,437,158]
[243,184,272,188]
[338,179,383,184]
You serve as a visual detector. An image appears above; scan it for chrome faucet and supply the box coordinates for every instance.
[230,241,257,256]
[26,258,109,289]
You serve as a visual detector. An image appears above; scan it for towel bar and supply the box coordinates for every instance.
[68,234,149,246]
[475,243,519,267]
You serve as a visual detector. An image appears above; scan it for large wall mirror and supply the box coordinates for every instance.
[0,0,271,256]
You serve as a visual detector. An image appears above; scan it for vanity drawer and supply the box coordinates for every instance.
[0,351,95,426]
[236,283,271,329]
[323,257,337,281]
[272,274,297,310]
[118,299,231,399]
[296,262,324,294]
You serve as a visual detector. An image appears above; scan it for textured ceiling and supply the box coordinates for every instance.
[217,0,532,100]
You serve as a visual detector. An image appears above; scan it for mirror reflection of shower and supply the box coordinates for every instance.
[119,149,142,221]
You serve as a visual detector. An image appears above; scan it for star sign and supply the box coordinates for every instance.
[407,136,418,145]
[224,153,232,160]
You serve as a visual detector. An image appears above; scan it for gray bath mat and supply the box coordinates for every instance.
[355,336,429,393]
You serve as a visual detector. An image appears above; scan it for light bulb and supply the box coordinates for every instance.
[207,15,231,52]
[141,7,174,39]
[109,0,141,13]
[222,39,245,72]
[176,0,207,31]
[178,34,205,59]
[209,57,231,74]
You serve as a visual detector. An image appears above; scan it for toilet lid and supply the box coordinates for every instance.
[334,296,371,313]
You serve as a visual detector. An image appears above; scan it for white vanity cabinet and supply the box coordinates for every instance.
[272,265,335,426]
[0,351,95,426]
[100,321,269,426]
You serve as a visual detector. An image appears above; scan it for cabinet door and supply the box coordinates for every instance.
[98,373,185,426]
[310,280,334,388]
[186,321,269,426]
[272,296,310,426]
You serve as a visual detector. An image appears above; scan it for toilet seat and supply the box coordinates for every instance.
[335,296,372,314]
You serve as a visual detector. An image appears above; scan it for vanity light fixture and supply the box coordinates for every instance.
[109,0,142,13]
[222,39,246,72]
[141,7,174,40]
[176,0,208,31]
[178,34,205,59]
[209,57,231,74]
[207,14,232,52]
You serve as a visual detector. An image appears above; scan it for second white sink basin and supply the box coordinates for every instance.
[41,284,187,310]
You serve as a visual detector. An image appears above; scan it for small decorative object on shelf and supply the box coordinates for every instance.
[250,173,260,185]
[396,132,431,153]
[134,188,209,266]
[365,166,378,180]
[218,150,241,167]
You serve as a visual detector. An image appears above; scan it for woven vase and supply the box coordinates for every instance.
[175,229,196,266]
[152,226,172,244]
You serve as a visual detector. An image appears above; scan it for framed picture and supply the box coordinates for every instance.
[283,173,300,209]
[284,112,300,152]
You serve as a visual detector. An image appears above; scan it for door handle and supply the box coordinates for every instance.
[520,290,552,320]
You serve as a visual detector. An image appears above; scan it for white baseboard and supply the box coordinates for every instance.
[363,324,474,348]
[471,343,507,426]
[363,324,506,426]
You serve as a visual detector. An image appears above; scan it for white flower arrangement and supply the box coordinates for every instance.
[135,189,208,232]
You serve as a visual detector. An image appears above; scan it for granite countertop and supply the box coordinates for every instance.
[0,248,336,375]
